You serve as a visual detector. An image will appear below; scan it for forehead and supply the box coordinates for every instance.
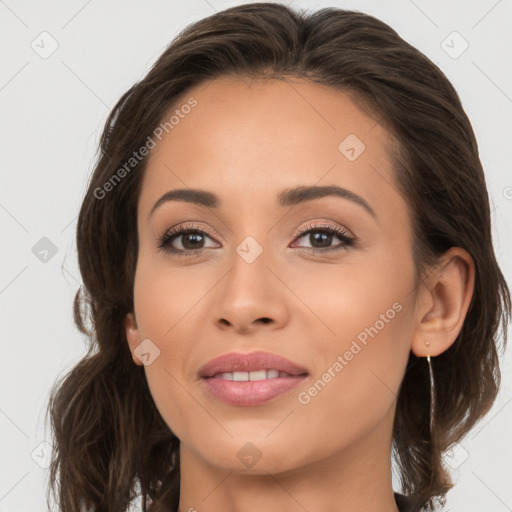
[138,76,405,225]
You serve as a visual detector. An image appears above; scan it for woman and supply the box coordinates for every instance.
[45,3,510,511]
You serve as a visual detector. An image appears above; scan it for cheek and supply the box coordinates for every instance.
[285,279,413,456]
[283,242,414,348]
[131,258,218,433]
[133,254,213,340]
[287,244,415,409]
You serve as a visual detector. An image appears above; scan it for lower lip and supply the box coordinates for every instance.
[201,375,308,406]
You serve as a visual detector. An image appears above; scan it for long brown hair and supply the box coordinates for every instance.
[45,3,511,511]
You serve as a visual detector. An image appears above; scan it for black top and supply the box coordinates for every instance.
[394,492,410,512]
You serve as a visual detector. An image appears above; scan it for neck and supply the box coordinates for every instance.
[177,407,400,512]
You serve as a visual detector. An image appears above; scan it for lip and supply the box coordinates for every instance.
[198,350,308,378]
[198,351,309,407]
[202,375,308,406]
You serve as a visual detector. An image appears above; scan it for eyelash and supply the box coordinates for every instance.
[157,221,355,257]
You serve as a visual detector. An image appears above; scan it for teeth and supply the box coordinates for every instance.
[216,369,289,381]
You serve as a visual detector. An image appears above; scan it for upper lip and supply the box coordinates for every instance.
[198,351,309,378]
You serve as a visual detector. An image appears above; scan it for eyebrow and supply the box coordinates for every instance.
[147,185,377,220]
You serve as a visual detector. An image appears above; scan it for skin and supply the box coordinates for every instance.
[125,77,475,512]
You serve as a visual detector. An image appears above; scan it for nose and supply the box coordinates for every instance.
[212,247,289,335]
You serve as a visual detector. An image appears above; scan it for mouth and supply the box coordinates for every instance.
[201,373,308,406]
[207,369,306,381]
[198,350,308,379]
[198,351,309,406]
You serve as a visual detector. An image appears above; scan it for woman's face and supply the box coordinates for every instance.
[126,77,422,474]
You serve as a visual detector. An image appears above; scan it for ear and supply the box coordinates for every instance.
[125,312,144,366]
[411,247,475,357]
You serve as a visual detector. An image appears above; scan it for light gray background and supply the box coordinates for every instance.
[1,1,511,511]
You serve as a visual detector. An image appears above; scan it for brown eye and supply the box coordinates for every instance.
[300,231,335,248]
[291,223,355,253]
[177,231,207,250]
[157,224,220,256]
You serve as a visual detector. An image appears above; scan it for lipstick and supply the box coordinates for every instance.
[198,351,309,406]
